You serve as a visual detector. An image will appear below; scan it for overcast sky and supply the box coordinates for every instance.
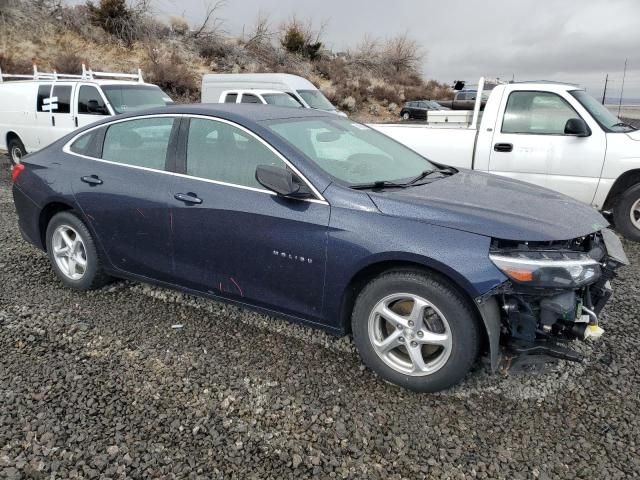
[141,0,640,101]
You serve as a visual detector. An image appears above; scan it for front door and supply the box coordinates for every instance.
[75,84,111,128]
[69,116,179,281]
[488,90,606,204]
[169,117,330,320]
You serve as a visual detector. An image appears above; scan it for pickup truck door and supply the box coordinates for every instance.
[488,90,606,204]
[35,83,77,148]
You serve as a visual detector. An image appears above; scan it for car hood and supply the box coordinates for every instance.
[368,170,609,241]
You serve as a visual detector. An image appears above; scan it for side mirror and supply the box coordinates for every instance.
[255,165,301,197]
[564,118,590,137]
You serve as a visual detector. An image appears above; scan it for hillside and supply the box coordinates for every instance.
[0,0,453,121]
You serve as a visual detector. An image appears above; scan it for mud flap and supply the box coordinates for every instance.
[476,296,501,372]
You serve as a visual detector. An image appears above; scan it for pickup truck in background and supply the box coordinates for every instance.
[371,78,640,241]
[436,89,488,110]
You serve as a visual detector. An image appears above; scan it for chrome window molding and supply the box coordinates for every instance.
[62,113,328,205]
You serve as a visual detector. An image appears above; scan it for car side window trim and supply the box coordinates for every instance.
[500,90,588,136]
[180,114,326,203]
[61,113,328,205]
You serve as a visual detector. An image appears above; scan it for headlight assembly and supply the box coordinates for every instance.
[489,251,601,288]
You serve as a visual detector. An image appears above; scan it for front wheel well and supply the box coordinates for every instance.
[6,131,24,148]
[603,169,640,211]
[340,261,485,342]
[39,202,74,250]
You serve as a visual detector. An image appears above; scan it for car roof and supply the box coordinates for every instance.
[106,103,335,123]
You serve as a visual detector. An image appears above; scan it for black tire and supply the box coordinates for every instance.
[352,270,481,392]
[45,211,111,290]
[8,136,26,166]
[612,184,640,242]
[401,112,410,120]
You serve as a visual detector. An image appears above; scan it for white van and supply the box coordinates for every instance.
[201,73,345,116]
[218,89,304,108]
[0,65,173,165]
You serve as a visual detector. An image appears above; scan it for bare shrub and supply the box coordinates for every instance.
[144,50,198,101]
[242,12,272,51]
[371,84,402,105]
[169,16,189,36]
[381,33,423,73]
[0,53,33,74]
[191,0,225,39]
[279,16,326,60]
[52,52,83,74]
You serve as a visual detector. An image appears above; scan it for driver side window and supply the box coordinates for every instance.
[186,118,286,189]
[78,86,108,115]
[502,91,580,135]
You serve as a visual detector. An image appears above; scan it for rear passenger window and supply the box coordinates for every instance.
[69,129,102,157]
[186,118,285,188]
[37,85,52,112]
[224,93,238,103]
[102,118,174,170]
[240,94,260,104]
[36,85,72,113]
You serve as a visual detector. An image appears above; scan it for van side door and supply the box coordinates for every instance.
[488,89,606,204]
[35,82,77,147]
[75,84,111,128]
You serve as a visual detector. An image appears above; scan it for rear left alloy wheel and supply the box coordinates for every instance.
[45,211,111,290]
[352,270,481,392]
[8,137,26,166]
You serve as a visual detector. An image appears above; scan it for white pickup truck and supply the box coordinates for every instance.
[371,78,640,241]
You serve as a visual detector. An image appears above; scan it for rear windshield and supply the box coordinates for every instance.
[262,93,303,108]
[296,89,335,111]
[101,85,173,114]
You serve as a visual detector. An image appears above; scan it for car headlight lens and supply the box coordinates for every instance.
[489,252,601,288]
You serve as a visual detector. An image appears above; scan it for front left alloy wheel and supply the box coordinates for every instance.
[352,270,481,392]
[45,211,110,289]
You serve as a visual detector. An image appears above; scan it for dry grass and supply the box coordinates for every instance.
[0,0,453,120]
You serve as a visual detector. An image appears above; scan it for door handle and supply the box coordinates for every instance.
[81,175,103,185]
[74,117,78,127]
[493,143,513,153]
[51,116,56,127]
[174,192,203,204]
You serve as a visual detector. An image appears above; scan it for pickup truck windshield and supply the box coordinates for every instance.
[265,117,436,185]
[101,85,173,114]
[570,90,636,132]
[262,93,303,108]
[296,90,335,111]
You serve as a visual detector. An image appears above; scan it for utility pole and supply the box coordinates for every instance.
[602,73,608,105]
[618,58,627,116]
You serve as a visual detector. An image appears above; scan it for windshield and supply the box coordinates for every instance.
[262,93,303,108]
[102,85,173,114]
[570,90,635,132]
[296,89,336,111]
[264,117,436,185]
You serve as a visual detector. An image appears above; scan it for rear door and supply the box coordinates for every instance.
[69,115,179,281]
[35,83,77,146]
[488,90,606,203]
[168,116,330,320]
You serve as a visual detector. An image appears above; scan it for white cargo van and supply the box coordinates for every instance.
[201,73,345,115]
[0,65,173,165]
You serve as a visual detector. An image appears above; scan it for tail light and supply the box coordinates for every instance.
[11,164,25,183]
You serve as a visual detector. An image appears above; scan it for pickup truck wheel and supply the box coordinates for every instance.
[352,271,480,392]
[8,137,26,166]
[613,184,640,242]
[45,211,111,290]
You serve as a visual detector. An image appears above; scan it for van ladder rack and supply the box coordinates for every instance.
[0,64,144,83]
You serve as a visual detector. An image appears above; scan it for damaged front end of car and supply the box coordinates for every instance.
[480,229,629,369]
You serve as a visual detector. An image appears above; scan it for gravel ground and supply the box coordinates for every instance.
[1,153,639,479]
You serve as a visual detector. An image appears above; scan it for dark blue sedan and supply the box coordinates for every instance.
[11,105,627,391]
